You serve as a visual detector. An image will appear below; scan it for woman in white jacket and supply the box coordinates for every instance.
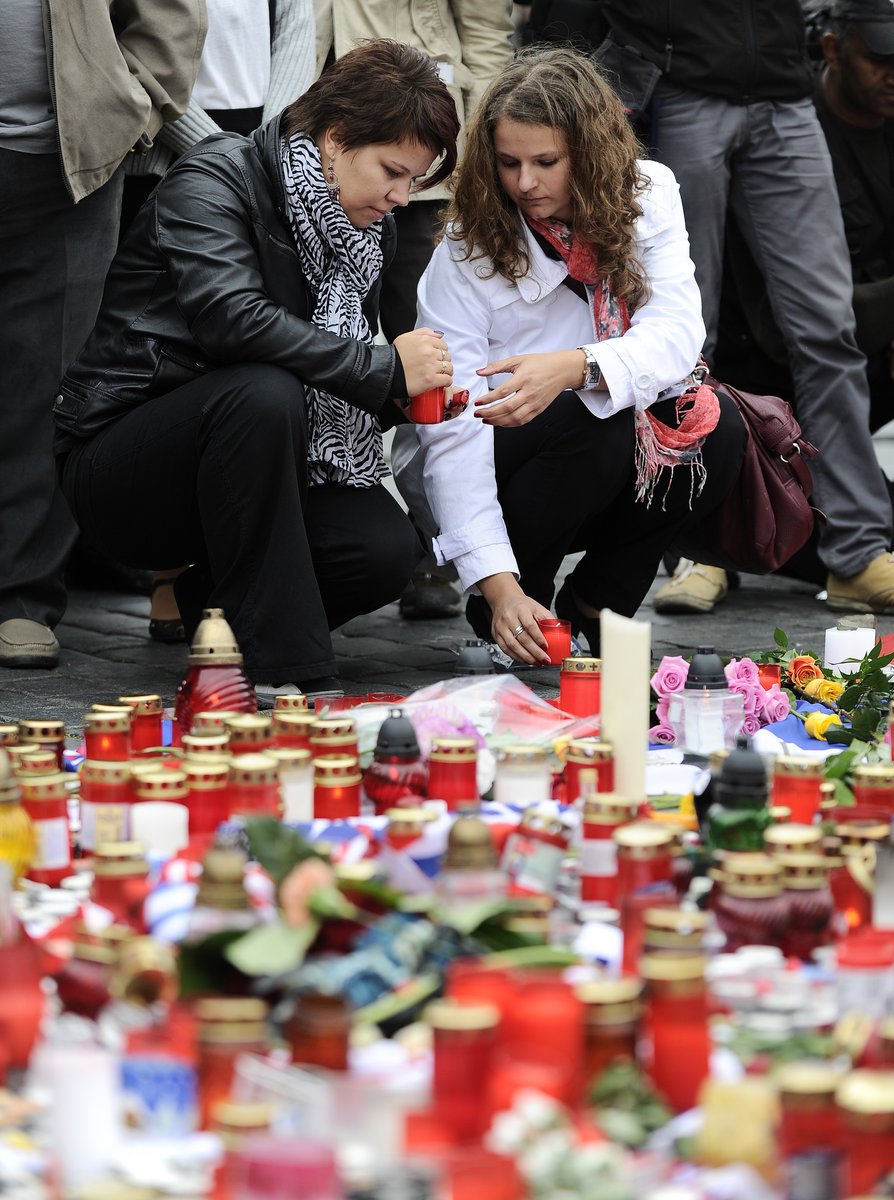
[413,47,747,662]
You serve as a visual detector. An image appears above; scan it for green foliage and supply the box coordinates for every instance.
[223,919,319,976]
[588,1062,672,1148]
[177,929,250,997]
[243,816,321,885]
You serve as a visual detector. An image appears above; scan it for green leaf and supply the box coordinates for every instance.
[436,898,516,936]
[774,627,789,649]
[354,971,441,1027]
[177,929,248,997]
[223,919,319,976]
[243,816,320,884]
[308,884,358,922]
[832,778,855,806]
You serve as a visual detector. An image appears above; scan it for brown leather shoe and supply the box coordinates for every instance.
[827,552,894,615]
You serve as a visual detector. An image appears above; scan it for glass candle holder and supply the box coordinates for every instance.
[271,711,316,752]
[712,852,789,952]
[666,688,745,755]
[90,841,151,929]
[641,953,711,1113]
[309,717,359,762]
[183,759,232,837]
[501,804,572,898]
[83,711,132,762]
[196,997,269,1130]
[559,656,601,718]
[79,759,131,851]
[284,991,351,1072]
[777,1062,846,1200]
[564,738,614,803]
[493,744,551,808]
[18,718,66,769]
[426,999,500,1143]
[268,748,313,823]
[173,610,257,744]
[852,764,894,813]
[579,792,639,904]
[313,754,361,819]
[777,852,835,961]
[20,771,71,887]
[224,714,273,757]
[837,1070,894,1195]
[771,756,825,825]
[229,753,281,818]
[428,738,478,810]
[118,694,164,753]
[577,976,641,1096]
[537,618,572,665]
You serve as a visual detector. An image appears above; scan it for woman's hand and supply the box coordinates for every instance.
[474,349,586,426]
[393,327,453,397]
[479,573,553,665]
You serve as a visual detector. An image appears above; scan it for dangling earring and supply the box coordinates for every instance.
[326,157,340,203]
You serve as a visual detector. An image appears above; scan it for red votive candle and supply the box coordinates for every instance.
[559,656,601,717]
[499,972,585,1109]
[426,999,500,1143]
[428,737,478,810]
[537,618,571,665]
[224,714,273,757]
[21,771,71,887]
[272,711,316,752]
[79,759,132,851]
[18,718,66,769]
[309,716,359,762]
[132,769,188,809]
[580,792,639,904]
[313,754,361,819]
[229,753,280,818]
[852,764,894,813]
[84,711,132,762]
[184,760,232,837]
[641,953,711,1113]
[837,1070,894,1195]
[757,663,782,690]
[408,386,446,424]
[119,694,164,753]
[90,842,151,929]
[564,738,614,803]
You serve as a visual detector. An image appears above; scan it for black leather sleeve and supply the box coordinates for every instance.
[154,150,398,415]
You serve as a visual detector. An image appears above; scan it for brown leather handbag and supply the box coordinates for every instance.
[674,376,821,575]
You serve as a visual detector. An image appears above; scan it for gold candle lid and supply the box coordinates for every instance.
[643,907,709,934]
[93,841,149,876]
[576,976,642,1006]
[0,749,21,803]
[561,656,601,675]
[229,752,279,785]
[81,759,131,785]
[775,1061,846,1098]
[424,999,500,1030]
[211,1100,274,1132]
[19,771,68,801]
[84,711,131,735]
[582,792,639,823]
[196,845,250,909]
[768,805,792,823]
[773,756,825,778]
[182,733,231,757]
[310,716,357,740]
[267,747,312,769]
[763,822,823,852]
[313,754,361,784]
[0,724,19,745]
[110,936,179,1006]
[272,711,317,736]
[133,769,188,802]
[187,608,244,665]
[183,760,230,788]
[273,693,309,713]
[387,807,436,834]
[196,996,268,1023]
[836,1069,894,1115]
[640,953,708,982]
[835,818,890,845]
[224,714,272,744]
[720,851,783,898]
[444,814,497,869]
[429,736,477,762]
[520,803,570,838]
[566,738,613,764]
[14,748,61,776]
[72,921,132,965]
[776,852,830,888]
[852,763,894,787]
[613,821,674,856]
[19,718,65,741]
[192,710,241,734]
[496,743,549,764]
[118,694,163,717]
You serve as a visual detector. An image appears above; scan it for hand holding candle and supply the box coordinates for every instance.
[478,573,552,665]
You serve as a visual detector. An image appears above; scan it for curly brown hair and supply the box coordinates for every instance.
[446,46,649,308]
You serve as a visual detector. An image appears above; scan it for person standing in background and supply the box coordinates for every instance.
[314,0,515,620]
[0,0,206,669]
[121,0,317,642]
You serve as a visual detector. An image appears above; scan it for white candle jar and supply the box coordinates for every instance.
[666,688,745,755]
[493,744,551,808]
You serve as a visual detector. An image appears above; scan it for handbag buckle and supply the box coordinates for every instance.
[780,442,800,464]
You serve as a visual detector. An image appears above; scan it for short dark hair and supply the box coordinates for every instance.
[282,39,460,191]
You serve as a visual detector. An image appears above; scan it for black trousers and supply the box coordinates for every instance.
[59,365,419,683]
[492,388,747,616]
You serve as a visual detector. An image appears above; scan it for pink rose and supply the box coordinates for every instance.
[727,678,764,717]
[649,723,676,746]
[655,694,671,724]
[741,713,762,736]
[650,655,690,696]
[761,685,792,724]
[725,657,760,686]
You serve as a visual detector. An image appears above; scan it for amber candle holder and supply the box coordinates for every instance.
[428,738,479,810]
[559,656,601,718]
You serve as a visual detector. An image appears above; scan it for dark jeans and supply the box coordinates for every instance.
[493,389,747,615]
[59,364,419,683]
[0,149,123,626]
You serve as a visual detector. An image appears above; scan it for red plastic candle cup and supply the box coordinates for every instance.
[224,714,273,757]
[90,843,151,929]
[559,656,601,717]
[641,954,711,1113]
[446,961,515,1019]
[771,756,825,825]
[119,694,164,753]
[20,772,72,888]
[229,753,281,818]
[84,711,132,762]
[851,764,894,813]
[408,386,446,424]
[272,711,315,752]
[313,754,361,819]
[184,760,232,837]
[757,663,782,691]
[498,972,585,1109]
[309,717,359,762]
[564,739,615,803]
[427,737,478,810]
[537,618,571,665]
[79,760,132,851]
[579,793,639,905]
[427,999,500,1143]
[837,1070,894,1195]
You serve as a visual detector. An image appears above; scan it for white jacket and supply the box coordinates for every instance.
[405,159,706,592]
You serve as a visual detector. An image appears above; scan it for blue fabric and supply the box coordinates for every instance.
[762,700,846,749]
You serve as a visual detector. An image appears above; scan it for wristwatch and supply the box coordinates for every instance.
[577,345,602,390]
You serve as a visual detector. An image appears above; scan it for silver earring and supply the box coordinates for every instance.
[326,157,340,203]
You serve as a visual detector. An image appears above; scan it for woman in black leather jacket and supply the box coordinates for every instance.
[53,40,459,701]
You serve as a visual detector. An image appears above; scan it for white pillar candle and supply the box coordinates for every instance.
[824,624,877,674]
[599,609,651,801]
[130,800,189,858]
[44,1042,121,1185]
[280,761,314,822]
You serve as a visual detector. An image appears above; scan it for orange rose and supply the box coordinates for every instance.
[787,654,824,689]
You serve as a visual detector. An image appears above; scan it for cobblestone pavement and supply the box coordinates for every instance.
[2,565,888,740]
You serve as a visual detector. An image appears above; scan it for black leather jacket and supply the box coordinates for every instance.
[54,116,404,452]
[600,0,813,103]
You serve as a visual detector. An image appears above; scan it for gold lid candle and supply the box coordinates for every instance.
[427,737,478,811]
[267,747,313,823]
[20,770,71,887]
[309,716,359,761]
[559,656,601,718]
[192,710,241,735]
[79,760,132,851]
[312,754,361,819]
[851,764,894,813]
[580,792,639,905]
[273,693,309,713]
[763,822,823,856]
[84,710,132,762]
[183,759,231,838]
[91,841,151,930]
[771,756,825,825]
[564,738,614,803]
[118,694,164,753]
[224,714,273,756]
[272,710,316,752]
[0,724,19,746]
[182,732,231,759]
[229,753,281,818]
[713,852,788,953]
[19,718,65,768]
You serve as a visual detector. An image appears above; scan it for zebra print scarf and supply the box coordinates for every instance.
[280,133,386,487]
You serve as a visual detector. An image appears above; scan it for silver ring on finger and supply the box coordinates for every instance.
[512,624,525,638]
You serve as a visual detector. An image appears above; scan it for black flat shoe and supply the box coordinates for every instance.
[148,576,186,644]
[555,579,601,656]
